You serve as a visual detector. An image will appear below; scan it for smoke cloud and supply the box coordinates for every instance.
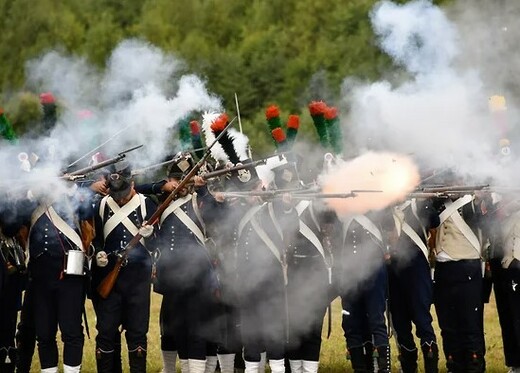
[340,0,520,186]
[2,39,222,201]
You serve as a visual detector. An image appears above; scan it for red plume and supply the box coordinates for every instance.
[40,92,56,105]
[324,106,338,120]
[287,115,300,129]
[272,127,286,143]
[265,105,280,120]
[211,113,229,132]
[308,101,327,116]
[190,120,201,135]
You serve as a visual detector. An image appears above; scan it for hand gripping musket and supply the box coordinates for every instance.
[64,144,144,180]
[97,118,236,299]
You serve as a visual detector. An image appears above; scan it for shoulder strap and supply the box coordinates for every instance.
[268,202,283,240]
[238,203,266,237]
[354,215,383,242]
[46,206,84,251]
[160,195,192,225]
[191,193,206,236]
[441,195,482,255]
[139,194,147,221]
[104,195,144,246]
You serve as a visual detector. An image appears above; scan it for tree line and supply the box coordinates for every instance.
[0,0,450,153]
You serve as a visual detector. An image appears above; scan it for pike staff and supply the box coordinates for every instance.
[97,117,237,299]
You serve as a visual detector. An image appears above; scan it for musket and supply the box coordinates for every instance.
[65,145,143,178]
[97,117,237,299]
[221,190,383,199]
[292,191,383,199]
[66,123,134,169]
[221,188,311,199]
[418,184,489,193]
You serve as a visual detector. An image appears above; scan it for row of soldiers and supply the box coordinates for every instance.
[0,95,520,373]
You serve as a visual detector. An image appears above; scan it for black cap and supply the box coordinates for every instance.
[271,161,302,190]
[108,160,133,200]
[167,152,195,180]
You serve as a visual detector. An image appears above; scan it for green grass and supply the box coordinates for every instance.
[28,293,505,372]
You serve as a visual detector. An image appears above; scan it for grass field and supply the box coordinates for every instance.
[28,292,505,372]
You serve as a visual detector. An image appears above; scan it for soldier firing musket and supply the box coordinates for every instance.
[96,117,236,299]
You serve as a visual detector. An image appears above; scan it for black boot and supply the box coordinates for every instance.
[445,351,463,373]
[375,345,390,373]
[465,352,485,373]
[129,347,147,373]
[421,343,438,373]
[96,349,114,373]
[364,342,375,372]
[347,347,369,373]
[399,347,417,373]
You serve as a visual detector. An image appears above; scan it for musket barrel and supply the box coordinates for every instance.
[419,184,489,193]
[67,144,143,177]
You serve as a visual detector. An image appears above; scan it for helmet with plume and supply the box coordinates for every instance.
[265,105,300,152]
[39,92,57,134]
[201,112,259,190]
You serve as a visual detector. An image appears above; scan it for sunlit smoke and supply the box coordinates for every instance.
[342,0,509,184]
[320,152,420,215]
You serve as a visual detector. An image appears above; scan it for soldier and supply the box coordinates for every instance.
[274,162,332,373]
[0,200,26,373]
[432,190,488,373]
[91,161,156,373]
[234,169,299,373]
[152,152,222,373]
[15,92,59,373]
[488,191,520,373]
[487,95,520,372]
[388,198,439,373]
[338,210,394,373]
[17,179,94,373]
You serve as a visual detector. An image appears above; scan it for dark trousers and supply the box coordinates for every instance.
[286,307,325,361]
[16,284,36,373]
[240,285,286,362]
[287,260,328,361]
[434,259,485,371]
[32,275,85,368]
[492,259,520,367]
[389,250,436,350]
[341,264,389,348]
[217,303,242,355]
[0,271,23,368]
[93,267,151,354]
[160,289,217,360]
